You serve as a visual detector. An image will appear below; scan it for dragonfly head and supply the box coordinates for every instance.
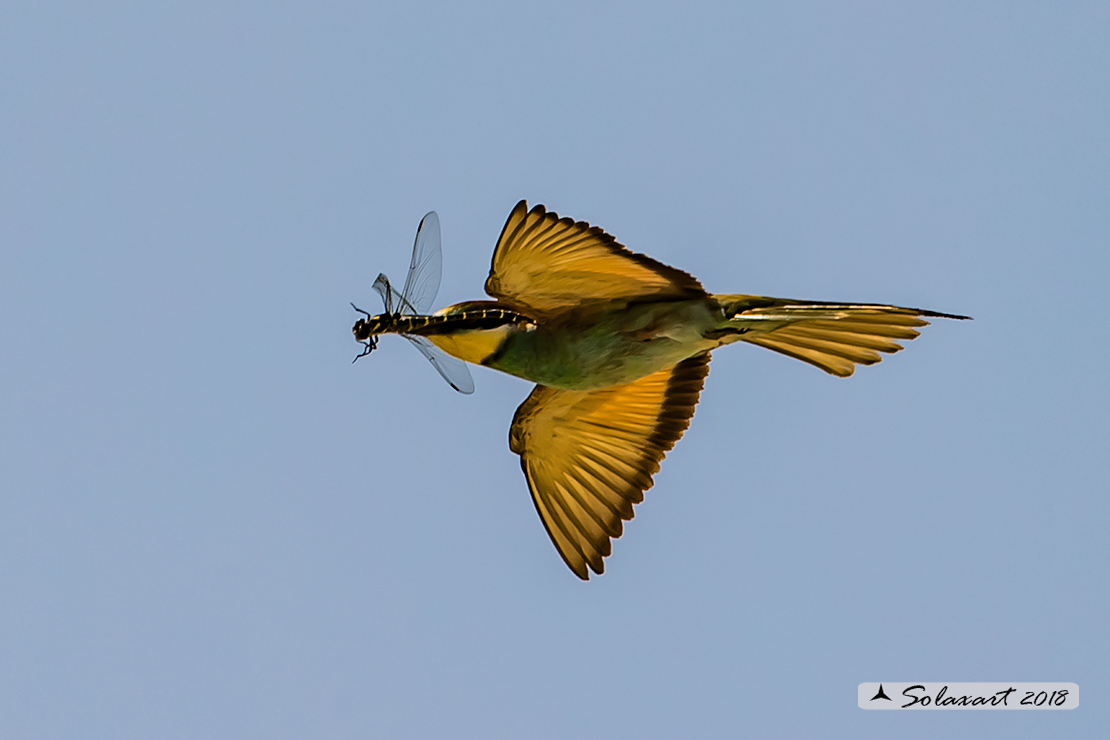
[350,303,394,362]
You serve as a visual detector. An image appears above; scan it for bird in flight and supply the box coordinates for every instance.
[352,201,968,579]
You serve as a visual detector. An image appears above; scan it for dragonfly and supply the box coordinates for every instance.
[353,201,969,579]
[351,211,476,394]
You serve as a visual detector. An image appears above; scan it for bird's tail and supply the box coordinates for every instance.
[709,294,970,377]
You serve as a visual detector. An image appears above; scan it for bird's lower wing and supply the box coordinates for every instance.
[508,353,710,580]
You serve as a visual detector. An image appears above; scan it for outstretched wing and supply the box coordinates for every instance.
[370,212,442,316]
[401,211,443,315]
[485,201,705,317]
[508,353,711,580]
[402,335,475,394]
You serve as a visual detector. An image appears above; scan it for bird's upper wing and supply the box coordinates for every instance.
[485,201,705,317]
[508,353,711,580]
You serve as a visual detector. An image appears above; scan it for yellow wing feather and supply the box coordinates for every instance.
[486,201,705,317]
[508,354,710,579]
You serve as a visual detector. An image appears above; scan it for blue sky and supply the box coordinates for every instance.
[2,2,1107,738]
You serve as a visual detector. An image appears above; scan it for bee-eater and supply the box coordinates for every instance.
[353,200,968,579]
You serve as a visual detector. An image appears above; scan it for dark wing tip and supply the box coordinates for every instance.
[644,353,711,456]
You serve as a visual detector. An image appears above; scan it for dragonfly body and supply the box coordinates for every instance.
[353,201,968,579]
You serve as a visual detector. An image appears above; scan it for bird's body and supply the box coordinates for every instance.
[353,201,968,579]
[414,297,717,389]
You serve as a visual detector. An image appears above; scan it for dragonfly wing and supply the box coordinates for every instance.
[404,334,475,394]
[400,211,443,315]
[372,273,396,314]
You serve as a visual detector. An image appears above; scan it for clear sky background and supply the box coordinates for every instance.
[2,2,1107,738]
